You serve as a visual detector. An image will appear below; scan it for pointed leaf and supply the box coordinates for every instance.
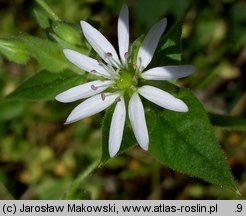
[22,35,72,72]
[209,113,246,131]
[35,0,60,21]
[7,70,85,100]
[33,8,50,29]
[147,88,237,192]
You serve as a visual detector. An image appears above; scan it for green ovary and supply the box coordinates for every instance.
[116,71,135,90]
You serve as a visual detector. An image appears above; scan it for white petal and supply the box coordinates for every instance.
[65,92,119,124]
[128,92,149,150]
[138,85,188,112]
[141,65,196,80]
[63,49,111,78]
[109,97,126,157]
[80,21,120,67]
[118,4,129,64]
[137,18,167,71]
[55,80,113,103]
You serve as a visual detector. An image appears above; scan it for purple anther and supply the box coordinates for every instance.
[101,93,106,101]
[130,86,137,91]
[91,85,98,91]
[124,52,129,59]
[106,52,113,57]
[97,60,103,66]
[115,97,121,102]
[133,75,138,83]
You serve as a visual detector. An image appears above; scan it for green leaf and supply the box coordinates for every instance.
[33,8,51,29]
[35,0,60,21]
[209,113,246,131]
[0,37,30,64]
[101,104,136,163]
[50,33,90,56]
[7,70,85,100]
[22,35,71,72]
[147,88,237,192]
[152,21,182,66]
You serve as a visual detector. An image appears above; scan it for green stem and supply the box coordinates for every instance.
[35,0,60,21]
[209,113,246,131]
[63,159,101,199]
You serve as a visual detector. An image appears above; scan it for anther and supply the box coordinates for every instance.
[115,97,121,103]
[130,85,137,91]
[91,85,98,91]
[124,52,129,59]
[101,93,106,101]
[106,52,113,57]
[133,75,138,83]
[97,60,103,66]
[133,63,137,70]
[91,70,97,73]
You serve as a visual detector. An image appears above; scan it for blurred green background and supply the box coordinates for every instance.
[0,0,245,199]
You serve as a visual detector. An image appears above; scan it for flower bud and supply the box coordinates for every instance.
[52,21,81,45]
[0,38,30,64]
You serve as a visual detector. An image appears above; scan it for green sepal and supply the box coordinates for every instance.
[52,21,82,45]
[0,37,30,64]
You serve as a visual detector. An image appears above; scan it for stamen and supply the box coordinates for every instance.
[90,69,108,78]
[130,85,137,92]
[124,52,129,60]
[91,85,98,91]
[133,75,138,83]
[115,97,121,103]
[101,93,106,101]
[133,63,137,70]
[97,57,119,79]
[106,52,113,57]
[104,52,121,68]
[97,60,103,66]
[138,57,143,71]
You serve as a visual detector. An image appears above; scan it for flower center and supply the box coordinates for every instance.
[116,71,135,90]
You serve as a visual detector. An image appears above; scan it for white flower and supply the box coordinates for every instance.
[55,4,195,157]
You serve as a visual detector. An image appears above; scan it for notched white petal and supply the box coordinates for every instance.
[138,85,188,112]
[63,49,111,77]
[55,80,113,103]
[65,92,119,124]
[80,21,120,67]
[128,93,149,150]
[137,18,167,71]
[109,97,126,157]
[141,65,196,80]
[118,4,129,64]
